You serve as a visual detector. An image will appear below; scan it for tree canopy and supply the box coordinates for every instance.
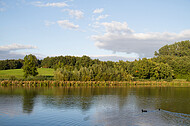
[153,40,190,79]
[23,54,39,78]
[155,40,190,57]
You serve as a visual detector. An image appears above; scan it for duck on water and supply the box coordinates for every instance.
[142,109,161,112]
[142,109,147,112]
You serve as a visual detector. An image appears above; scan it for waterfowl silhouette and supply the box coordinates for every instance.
[142,109,147,112]
[158,109,160,111]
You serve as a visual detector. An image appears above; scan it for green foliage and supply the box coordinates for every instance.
[42,55,80,69]
[54,63,134,81]
[187,77,190,82]
[0,59,23,70]
[153,40,190,79]
[154,56,190,76]
[155,40,190,57]
[23,54,39,78]
[24,75,54,81]
[41,55,101,70]
[165,77,173,82]
[128,58,173,80]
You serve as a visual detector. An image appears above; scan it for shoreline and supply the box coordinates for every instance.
[1,80,190,87]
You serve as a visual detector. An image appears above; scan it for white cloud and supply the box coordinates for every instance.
[101,21,134,34]
[32,1,68,7]
[57,20,79,30]
[63,9,84,19]
[91,21,190,57]
[91,54,137,61]
[0,43,37,51]
[45,20,80,30]
[96,15,109,21]
[0,43,37,60]
[93,8,104,14]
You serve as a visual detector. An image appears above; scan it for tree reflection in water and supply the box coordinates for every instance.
[22,89,37,114]
[0,86,189,126]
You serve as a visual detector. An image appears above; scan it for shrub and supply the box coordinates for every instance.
[165,77,173,82]
[150,77,156,81]
[187,76,190,82]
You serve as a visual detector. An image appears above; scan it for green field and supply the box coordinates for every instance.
[0,68,54,79]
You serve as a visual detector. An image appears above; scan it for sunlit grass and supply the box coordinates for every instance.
[0,68,54,79]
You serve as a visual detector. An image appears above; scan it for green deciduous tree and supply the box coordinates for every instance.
[23,54,38,78]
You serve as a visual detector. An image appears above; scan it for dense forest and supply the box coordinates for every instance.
[0,40,190,81]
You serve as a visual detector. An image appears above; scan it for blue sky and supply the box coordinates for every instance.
[0,0,190,61]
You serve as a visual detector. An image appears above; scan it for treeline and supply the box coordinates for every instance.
[153,40,190,79]
[0,40,190,80]
[0,59,23,70]
[0,59,41,70]
[54,59,173,81]
[42,55,101,69]
[152,56,190,79]
[154,40,190,57]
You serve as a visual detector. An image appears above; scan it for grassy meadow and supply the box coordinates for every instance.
[0,68,54,79]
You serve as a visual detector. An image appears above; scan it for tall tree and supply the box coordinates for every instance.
[23,54,38,78]
[155,40,190,57]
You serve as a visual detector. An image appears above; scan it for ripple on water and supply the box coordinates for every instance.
[0,87,190,126]
[160,110,190,125]
[91,108,190,126]
[0,95,23,117]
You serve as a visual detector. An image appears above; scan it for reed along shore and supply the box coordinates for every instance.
[1,80,190,87]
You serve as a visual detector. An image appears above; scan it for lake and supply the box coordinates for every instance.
[0,86,189,126]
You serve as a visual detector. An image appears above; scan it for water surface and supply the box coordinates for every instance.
[0,86,189,126]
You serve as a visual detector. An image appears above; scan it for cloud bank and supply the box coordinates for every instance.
[92,21,190,57]
[0,44,37,60]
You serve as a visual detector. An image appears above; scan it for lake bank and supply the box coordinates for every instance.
[1,80,190,87]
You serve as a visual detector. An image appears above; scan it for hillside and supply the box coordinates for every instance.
[0,68,54,80]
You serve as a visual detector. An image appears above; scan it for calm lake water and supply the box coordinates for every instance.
[0,86,189,126]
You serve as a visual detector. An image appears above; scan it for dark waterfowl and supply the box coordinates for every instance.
[142,109,147,112]
[159,109,160,111]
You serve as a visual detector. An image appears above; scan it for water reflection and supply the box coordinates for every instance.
[22,89,37,114]
[0,86,189,126]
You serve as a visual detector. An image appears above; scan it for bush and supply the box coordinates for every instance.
[150,77,156,81]
[187,76,190,82]
[165,77,173,82]
[24,75,54,81]
[133,77,139,81]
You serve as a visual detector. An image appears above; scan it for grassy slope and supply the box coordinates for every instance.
[0,68,54,79]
